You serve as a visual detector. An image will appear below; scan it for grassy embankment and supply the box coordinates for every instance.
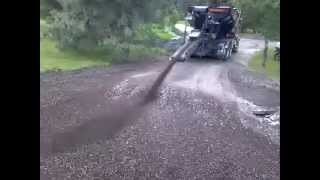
[40,19,172,72]
[248,48,280,81]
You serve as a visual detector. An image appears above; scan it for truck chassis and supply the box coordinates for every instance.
[170,4,241,62]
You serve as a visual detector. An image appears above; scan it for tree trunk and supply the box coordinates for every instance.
[125,44,130,59]
[262,38,269,68]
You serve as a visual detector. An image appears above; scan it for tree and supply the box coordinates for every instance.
[258,0,279,68]
[232,0,279,68]
[258,0,280,41]
[262,39,269,68]
[40,0,62,18]
[232,0,280,41]
[49,0,178,51]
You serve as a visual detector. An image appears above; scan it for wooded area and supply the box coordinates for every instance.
[41,0,279,50]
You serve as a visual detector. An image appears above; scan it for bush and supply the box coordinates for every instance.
[40,0,62,18]
[109,43,167,63]
[46,0,184,53]
[133,24,174,46]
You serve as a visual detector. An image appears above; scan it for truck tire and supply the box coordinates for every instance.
[232,41,239,53]
[225,48,232,61]
[222,44,232,61]
[232,46,239,53]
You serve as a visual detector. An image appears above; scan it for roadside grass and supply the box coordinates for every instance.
[40,39,111,72]
[152,25,174,40]
[40,19,168,73]
[134,24,175,42]
[176,20,186,24]
[248,48,280,81]
[40,19,49,33]
[40,39,166,72]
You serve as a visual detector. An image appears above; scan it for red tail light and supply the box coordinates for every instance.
[209,8,228,13]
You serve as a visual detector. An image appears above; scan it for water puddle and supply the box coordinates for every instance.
[237,97,279,125]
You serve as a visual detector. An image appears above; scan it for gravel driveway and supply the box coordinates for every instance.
[40,38,280,180]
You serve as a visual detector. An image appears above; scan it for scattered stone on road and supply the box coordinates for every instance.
[40,38,279,180]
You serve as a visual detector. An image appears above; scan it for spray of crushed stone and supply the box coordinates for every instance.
[47,59,177,155]
[141,59,176,105]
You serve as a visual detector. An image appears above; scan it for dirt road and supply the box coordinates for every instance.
[40,38,280,179]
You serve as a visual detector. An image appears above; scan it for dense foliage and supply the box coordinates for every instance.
[41,0,280,51]
[232,0,280,40]
[41,0,179,51]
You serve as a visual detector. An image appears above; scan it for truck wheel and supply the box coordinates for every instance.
[222,45,232,61]
[226,48,232,60]
[232,46,239,53]
[232,41,239,53]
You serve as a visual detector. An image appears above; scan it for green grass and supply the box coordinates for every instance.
[40,39,111,72]
[41,18,111,72]
[40,19,49,32]
[153,25,175,40]
[40,19,50,39]
[152,28,174,40]
[135,24,174,42]
[248,48,280,81]
[176,20,186,24]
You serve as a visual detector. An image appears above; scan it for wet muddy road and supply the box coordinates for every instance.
[40,38,280,179]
